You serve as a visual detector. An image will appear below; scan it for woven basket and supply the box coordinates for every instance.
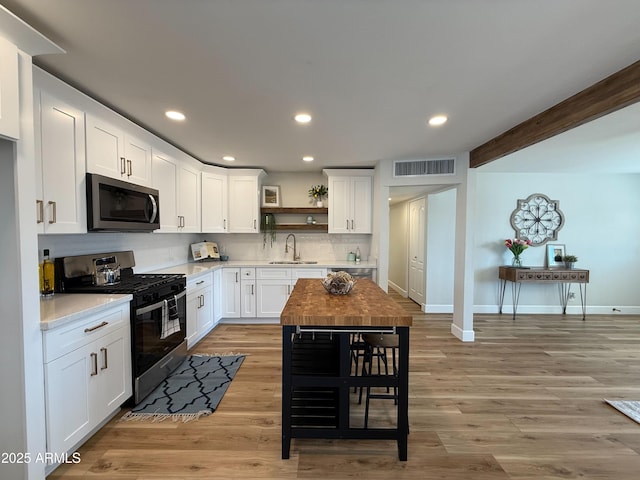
[321,271,356,295]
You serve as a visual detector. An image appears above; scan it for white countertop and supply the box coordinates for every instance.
[39,260,376,330]
[151,259,377,277]
[40,293,132,331]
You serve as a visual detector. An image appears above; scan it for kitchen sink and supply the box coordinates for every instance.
[269,260,318,264]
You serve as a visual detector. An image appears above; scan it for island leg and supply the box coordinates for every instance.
[397,326,410,461]
[281,326,293,459]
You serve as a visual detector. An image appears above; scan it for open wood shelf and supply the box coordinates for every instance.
[261,207,328,214]
[276,224,328,232]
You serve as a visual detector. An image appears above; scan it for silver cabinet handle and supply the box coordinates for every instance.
[100,347,108,370]
[351,219,354,230]
[251,284,254,295]
[120,157,126,175]
[254,219,257,230]
[196,280,205,285]
[346,219,349,230]
[90,352,98,376]
[84,321,109,333]
[235,272,238,283]
[36,200,44,224]
[224,219,226,230]
[48,201,56,224]
[127,159,132,177]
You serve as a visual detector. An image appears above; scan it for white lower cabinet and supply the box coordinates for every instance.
[221,266,328,320]
[43,303,131,459]
[186,272,214,348]
[240,268,256,318]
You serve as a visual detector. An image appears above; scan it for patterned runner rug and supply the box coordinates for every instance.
[605,399,640,424]
[121,354,245,422]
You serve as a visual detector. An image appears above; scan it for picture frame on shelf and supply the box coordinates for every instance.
[546,244,565,268]
[261,185,280,207]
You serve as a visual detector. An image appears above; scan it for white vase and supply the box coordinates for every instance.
[316,200,324,208]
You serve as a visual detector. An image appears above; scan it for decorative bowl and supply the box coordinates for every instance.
[321,271,356,295]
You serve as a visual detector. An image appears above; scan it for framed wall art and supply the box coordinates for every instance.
[546,244,565,268]
[261,185,281,207]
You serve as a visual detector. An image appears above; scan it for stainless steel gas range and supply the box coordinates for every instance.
[55,251,187,404]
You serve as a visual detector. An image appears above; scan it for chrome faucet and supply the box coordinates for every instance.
[285,233,300,261]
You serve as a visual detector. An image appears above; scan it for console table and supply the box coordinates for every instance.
[498,266,590,320]
[280,279,412,461]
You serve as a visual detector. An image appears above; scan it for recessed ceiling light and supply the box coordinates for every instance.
[302,156,314,162]
[222,156,235,162]
[428,115,448,126]
[294,112,312,124]
[165,110,185,121]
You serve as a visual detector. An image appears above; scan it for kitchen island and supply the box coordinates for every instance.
[280,279,412,460]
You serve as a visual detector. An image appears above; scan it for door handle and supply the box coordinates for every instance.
[36,200,44,224]
[120,157,126,175]
[100,347,108,370]
[84,321,109,333]
[127,159,132,177]
[346,219,349,230]
[351,219,354,230]
[90,352,98,376]
[48,201,57,224]
[223,219,226,230]
[251,284,254,295]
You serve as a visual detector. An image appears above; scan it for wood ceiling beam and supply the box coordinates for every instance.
[469,59,640,168]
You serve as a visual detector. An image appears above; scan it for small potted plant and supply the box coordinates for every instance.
[308,184,328,207]
[563,255,578,269]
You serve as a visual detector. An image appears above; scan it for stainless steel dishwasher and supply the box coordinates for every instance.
[329,267,376,283]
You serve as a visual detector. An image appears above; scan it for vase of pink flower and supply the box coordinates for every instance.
[504,238,532,267]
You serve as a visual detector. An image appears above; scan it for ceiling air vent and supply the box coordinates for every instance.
[393,158,455,177]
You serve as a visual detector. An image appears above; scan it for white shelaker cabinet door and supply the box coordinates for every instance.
[240,280,257,317]
[213,268,223,325]
[221,268,241,318]
[177,163,201,232]
[256,279,291,318]
[327,176,351,234]
[38,91,87,234]
[151,151,179,232]
[44,343,94,455]
[186,288,200,349]
[85,115,125,179]
[201,171,228,232]
[197,283,215,337]
[0,36,19,140]
[97,326,132,419]
[123,134,152,187]
[228,176,259,233]
[350,176,372,234]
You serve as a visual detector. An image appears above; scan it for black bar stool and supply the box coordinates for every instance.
[361,333,399,428]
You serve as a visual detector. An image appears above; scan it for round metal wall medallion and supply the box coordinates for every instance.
[510,193,564,246]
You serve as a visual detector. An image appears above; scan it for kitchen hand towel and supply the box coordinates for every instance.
[160,296,181,339]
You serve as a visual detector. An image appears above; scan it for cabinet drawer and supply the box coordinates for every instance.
[292,268,327,280]
[43,304,129,363]
[241,267,256,279]
[187,271,213,289]
[257,268,291,280]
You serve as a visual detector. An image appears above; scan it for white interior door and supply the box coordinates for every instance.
[408,197,426,306]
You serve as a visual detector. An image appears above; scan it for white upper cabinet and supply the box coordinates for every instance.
[227,170,265,233]
[201,166,228,233]
[151,150,179,232]
[86,114,152,186]
[0,35,19,140]
[177,161,201,232]
[34,89,87,234]
[324,169,373,234]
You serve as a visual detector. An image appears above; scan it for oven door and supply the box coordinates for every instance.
[133,290,186,378]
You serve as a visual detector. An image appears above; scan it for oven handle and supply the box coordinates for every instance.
[135,289,186,316]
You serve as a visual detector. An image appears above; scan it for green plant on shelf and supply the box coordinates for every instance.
[261,212,277,249]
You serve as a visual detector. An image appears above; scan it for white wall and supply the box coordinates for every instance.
[474,172,640,313]
[425,188,456,311]
[388,202,408,293]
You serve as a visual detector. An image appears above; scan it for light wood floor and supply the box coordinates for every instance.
[49,295,640,479]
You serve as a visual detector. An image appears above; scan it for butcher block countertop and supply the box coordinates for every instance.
[280,278,412,327]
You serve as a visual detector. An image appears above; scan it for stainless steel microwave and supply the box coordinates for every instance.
[86,173,160,231]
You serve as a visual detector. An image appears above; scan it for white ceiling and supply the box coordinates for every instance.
[4,0,640,173]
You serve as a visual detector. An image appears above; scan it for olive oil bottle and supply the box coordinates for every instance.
[39,249,55,296]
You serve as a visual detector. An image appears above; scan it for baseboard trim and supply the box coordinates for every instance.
[388,281,407,297]
[450,323,475,342]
